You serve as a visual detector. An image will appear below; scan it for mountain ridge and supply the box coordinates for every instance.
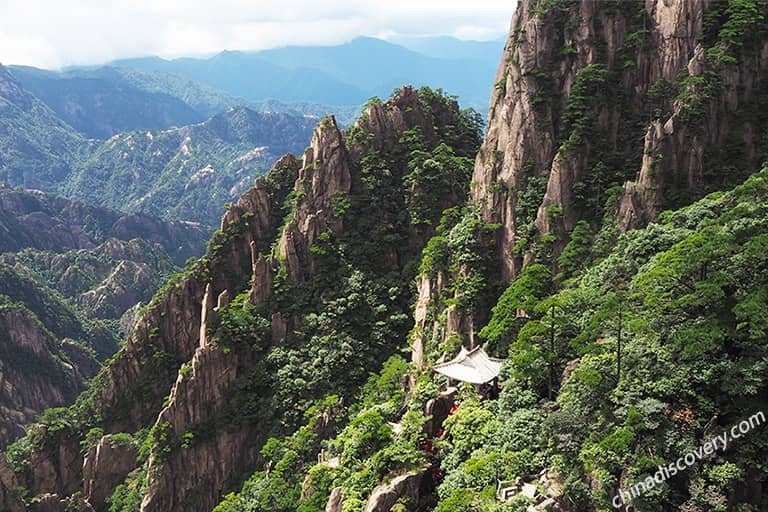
[0,184,210,448]
[102,36,501,112]
[0,66,317,225]
[7,65,204,139]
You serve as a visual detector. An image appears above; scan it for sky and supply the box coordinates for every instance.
[0,0,515,69]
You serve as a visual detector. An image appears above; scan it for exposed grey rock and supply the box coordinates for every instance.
[364,471,425,512]
[0,454,24,512]
[82,435,138,511]
[325,486,344,512]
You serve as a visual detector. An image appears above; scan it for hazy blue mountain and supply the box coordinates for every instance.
[83,66,243,118]
[86,66,363,124]
[107,37,501,111]
[8,66,204,139]
[111,51,369,105]
[16,64,361,131]
[387,35,505,63]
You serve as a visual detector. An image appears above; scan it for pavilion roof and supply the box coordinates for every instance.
[433,346,504,384]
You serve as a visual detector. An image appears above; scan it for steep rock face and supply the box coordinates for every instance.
[403,0,768,358]
[0,455,25,512]
[619,32,768,227]
[92,159,298,435]
[0,306,87,446]
[26,427,83,498]
[364,471,425,512]
[277,87,473,288]
[350,87,453,155]
[140,305,257,512]
[325,487,344,512]
[82,436,138,510]
[139,148,332,512]
[138,215,281,512]
[278,117,351,283]
[471,0,768,281]
[472,0,632,279]
[643,0,710,82]
[134,87,481,512]
[410,271,453,371]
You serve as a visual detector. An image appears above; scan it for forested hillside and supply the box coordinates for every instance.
[0,186,209,448]
[0,65,316,225]
[214,160,768,512]
[61,107,316,225]
[7,66,203,139]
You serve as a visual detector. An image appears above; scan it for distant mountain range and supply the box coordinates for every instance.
[0,64,317,225]
[6,36,501,139]
[8,65,204,139]
[0,36,501,224]
[105,36,500,112]
[8,64,361,137]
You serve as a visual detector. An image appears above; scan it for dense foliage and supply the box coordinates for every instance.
[201,88,483,511]
[432,167,768,511]
[253,87,484,427]
[245,165,768,512]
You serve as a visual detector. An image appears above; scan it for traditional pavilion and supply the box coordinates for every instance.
[433,346,504,397]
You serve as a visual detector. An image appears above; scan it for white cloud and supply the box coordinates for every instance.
[0,0,515,69]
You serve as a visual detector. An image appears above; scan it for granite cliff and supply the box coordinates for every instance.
[0,86,481,512]
[414,0,768,354]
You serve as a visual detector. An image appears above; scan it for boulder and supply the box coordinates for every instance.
[364,471,425,512]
